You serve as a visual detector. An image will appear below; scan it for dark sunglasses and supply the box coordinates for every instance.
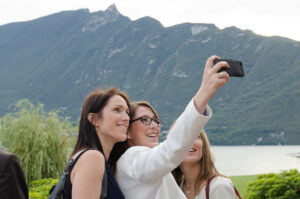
[130,116,162,127]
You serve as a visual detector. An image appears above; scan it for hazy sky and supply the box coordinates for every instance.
[0,0,299,41]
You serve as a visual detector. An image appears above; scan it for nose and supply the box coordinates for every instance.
[122,111,130,121]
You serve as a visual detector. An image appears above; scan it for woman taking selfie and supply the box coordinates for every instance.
[63,88,130,199]
[115,55,230,199]
[172,129,241,199]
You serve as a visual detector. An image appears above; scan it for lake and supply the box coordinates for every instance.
[211,145,300,176]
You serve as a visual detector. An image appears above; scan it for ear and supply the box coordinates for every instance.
[87,113,98,126]
[127,130,132,140]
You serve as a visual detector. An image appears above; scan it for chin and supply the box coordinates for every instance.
[183,157,200,164]
[116,134,127,142]
[146,142,158,148]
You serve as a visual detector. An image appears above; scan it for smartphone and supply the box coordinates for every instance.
[213,59,245,77]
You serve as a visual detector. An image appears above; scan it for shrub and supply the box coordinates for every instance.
[245,169,300,199]
[0,99,77,184]
[29,178,58,199]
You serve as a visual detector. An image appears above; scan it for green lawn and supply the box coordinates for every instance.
[230,175,258,198]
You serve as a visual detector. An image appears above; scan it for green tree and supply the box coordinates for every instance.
[245,169,300,199]
[0,99,77,184]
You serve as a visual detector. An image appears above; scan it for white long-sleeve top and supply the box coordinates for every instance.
[116,99,212,199]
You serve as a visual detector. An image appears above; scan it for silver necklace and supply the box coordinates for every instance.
[184,183,193,199]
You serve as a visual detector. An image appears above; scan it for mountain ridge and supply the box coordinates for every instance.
[0,5,299,145]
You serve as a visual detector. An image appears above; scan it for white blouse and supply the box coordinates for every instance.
[116,99,212,199]
[181,176,236,199]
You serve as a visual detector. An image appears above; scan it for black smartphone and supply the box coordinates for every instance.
[213,59,245,77]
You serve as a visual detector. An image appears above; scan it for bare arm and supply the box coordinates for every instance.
[71,150,105,199]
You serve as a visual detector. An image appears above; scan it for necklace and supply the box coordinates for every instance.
[184,183,194,199]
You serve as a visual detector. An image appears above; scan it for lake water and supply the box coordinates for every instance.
[210,145,300,176]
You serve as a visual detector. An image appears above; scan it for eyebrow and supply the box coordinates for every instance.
[112,104,129,110]
[137,114,156,118]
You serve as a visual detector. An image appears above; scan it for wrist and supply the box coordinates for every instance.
[193,94,209,114]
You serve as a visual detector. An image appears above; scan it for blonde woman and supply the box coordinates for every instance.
[172,130,241,199]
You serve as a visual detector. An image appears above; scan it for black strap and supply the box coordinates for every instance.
[101,164,107,199]
[48,149,107,199]
[205,175,242,199]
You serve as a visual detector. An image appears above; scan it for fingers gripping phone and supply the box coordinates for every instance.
[213,59,245,77]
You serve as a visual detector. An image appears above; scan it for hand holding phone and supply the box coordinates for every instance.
[213,59,245,77]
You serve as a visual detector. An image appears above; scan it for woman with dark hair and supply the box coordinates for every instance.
[63,87,130,199]
[115,55,231,199]
[173,129,238,199]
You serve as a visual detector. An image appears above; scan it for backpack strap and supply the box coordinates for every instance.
[48,148,107,199]
[64,148,90,174]
[48,148,90,199]
[67,149,107,199]
[205,175,242,199]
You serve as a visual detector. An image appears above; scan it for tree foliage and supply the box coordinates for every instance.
[245,169,300,199]
[0,99,77,184]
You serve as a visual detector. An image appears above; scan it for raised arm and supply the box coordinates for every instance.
[120,56,229,183]
[194,55,229,114]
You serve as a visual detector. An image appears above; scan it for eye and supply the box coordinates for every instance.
[141,117,151,123]
[113,107,121,113]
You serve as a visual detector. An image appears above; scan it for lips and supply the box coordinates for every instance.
[146,129,158,137]
[117,123,129,133]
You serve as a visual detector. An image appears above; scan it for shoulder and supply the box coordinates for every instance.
[78,149,105,162]
[117,146,151,165]
[209,176,235,197]
[71,150,105,181]
[0,149,21,169]
[75,149,105,169]
[211,176,233,188]
[121,146,151,158]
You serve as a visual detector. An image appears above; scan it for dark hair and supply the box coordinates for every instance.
[71,87,130,167]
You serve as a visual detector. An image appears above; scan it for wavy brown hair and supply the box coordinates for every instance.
[172,129,224,196]
[110,100,160,173]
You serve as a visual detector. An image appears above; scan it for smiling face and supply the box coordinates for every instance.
[127,105,161,148]
[183,136,203,164]
[93,95,130,143]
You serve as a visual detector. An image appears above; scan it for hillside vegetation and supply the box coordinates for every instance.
[0,5,299,144]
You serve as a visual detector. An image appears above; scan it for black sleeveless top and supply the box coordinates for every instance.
[64,160,125,199]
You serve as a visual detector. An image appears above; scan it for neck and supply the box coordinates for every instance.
[180,161,201,186]
[97,132,114,161]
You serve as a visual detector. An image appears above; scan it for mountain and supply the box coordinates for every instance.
[0,5,299,145]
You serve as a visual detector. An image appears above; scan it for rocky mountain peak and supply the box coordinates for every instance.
[82,4,122,32]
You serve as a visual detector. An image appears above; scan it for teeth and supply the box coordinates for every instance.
[189,149,196,152]
[148,134,156,137]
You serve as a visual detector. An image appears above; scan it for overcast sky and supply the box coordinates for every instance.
[0,0,299,41]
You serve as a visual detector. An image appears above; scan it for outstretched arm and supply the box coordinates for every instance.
[194,55,229,114]
[121,56,229,183]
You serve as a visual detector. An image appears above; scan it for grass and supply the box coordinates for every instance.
[230,175,258,198]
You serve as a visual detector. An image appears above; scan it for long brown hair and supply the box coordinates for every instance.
[109,100,160,173]
[172,129,223,196]
[71,87,130,168]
